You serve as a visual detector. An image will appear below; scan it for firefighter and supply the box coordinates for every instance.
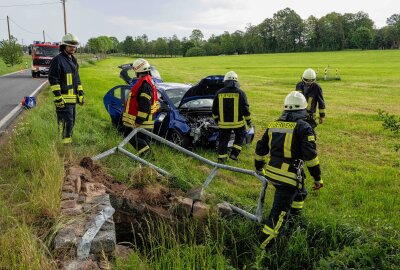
[254,91,323,249]
[295,68,326,128]
[212,71,251,163]
[122,58,158,156]
[48,33,84,144]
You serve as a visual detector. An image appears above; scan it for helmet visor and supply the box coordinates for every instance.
[303,78,315,84]
[64,40,79,47]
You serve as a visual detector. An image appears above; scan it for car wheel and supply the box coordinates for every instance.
[170,130,191,149]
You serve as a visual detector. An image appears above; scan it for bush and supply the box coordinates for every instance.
[378,109,400,134]
[185,46,206,57]
[0,38,23,66]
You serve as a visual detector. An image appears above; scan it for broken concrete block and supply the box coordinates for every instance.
[61,199,77,209]
[186,187,205,202]
[90,229,116,256]
[63,184,75,193]
[62,192,79,201]
[170,196,193,217]
[192,201,210,221]
[216,203,233,217]
[82,182,106,197]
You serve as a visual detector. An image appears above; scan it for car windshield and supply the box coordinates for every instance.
[165,87,189,107]
[180,98,213,109]
[33,46,59,57]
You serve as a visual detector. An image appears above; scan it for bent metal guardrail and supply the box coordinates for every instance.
[92,128,271,223]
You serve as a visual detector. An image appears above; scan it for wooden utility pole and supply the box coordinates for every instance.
[7,16,11,40]
[62,0,67,34]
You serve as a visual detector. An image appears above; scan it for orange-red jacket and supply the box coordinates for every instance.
[122,75,158,129]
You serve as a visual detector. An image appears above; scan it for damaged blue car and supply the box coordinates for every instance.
[103,64,254,149]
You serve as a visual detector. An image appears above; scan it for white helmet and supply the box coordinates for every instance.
[132,58,151,73]
[284,91,307,111]
[302,68,316,84]
[61,33,79,47]
[223,71,238,82]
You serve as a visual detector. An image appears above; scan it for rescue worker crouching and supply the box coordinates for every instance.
[48,33,84,144]
[212,71,251,163]
[122,58,159,157]
[295,68,326,128]
[254,91,323,249]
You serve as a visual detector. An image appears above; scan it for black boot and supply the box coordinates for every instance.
[218,158,226,164]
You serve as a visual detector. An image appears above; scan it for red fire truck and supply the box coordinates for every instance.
[29,41,59,78]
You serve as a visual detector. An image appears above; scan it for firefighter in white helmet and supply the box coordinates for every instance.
[255,91,323,249]
[295,68,326,128]
[122,58,159,156]
[48,33,84,144]
[212,71,252,163]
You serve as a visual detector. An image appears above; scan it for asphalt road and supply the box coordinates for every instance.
[0,69,48,130]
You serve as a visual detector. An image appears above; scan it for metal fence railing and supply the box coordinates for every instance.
[92,128,270,223]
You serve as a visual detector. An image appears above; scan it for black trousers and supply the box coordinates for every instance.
[56,103,76,139]
[218,126,246,158]
[266,184,308,228]
[124,127,152,155]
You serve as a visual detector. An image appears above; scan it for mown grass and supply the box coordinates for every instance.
[0,50,399,269]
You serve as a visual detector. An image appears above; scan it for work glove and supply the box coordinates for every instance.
[312,179,324,190]
[78,95,84,105]
[78,90,84,105]
[54,96,65,109]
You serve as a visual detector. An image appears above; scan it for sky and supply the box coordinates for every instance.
[0,0,399,45]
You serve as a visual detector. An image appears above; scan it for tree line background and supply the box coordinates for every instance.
[83,9,400,57]
[2,8,400,65]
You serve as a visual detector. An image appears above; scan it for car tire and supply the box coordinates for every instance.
[170,130,191,149]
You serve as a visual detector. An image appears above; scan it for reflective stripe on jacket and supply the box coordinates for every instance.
[48,52,83,104]
[123,75,158,129]
[212,84,251,129]
[255,111,321,187]
[295,82,326,118]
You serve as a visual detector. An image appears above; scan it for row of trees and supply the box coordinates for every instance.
[2,8,399,66]
[82,9,400,57]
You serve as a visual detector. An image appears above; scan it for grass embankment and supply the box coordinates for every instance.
[0,54,31,76]
[0,50,399,269]
[0,53,97,76]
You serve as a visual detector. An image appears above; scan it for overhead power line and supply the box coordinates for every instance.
[0,1,59,8]
[9,18,41,35]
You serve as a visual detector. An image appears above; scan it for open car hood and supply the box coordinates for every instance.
[178,75,224,108]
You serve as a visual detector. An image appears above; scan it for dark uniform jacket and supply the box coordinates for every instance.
[48,51,83,103]
[295,81,325,118]
[255,110,321,187]
[212,81,251,129]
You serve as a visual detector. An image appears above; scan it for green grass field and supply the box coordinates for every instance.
[0,50,399,269]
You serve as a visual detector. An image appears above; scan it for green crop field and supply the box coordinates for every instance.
[0,50,399,269]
